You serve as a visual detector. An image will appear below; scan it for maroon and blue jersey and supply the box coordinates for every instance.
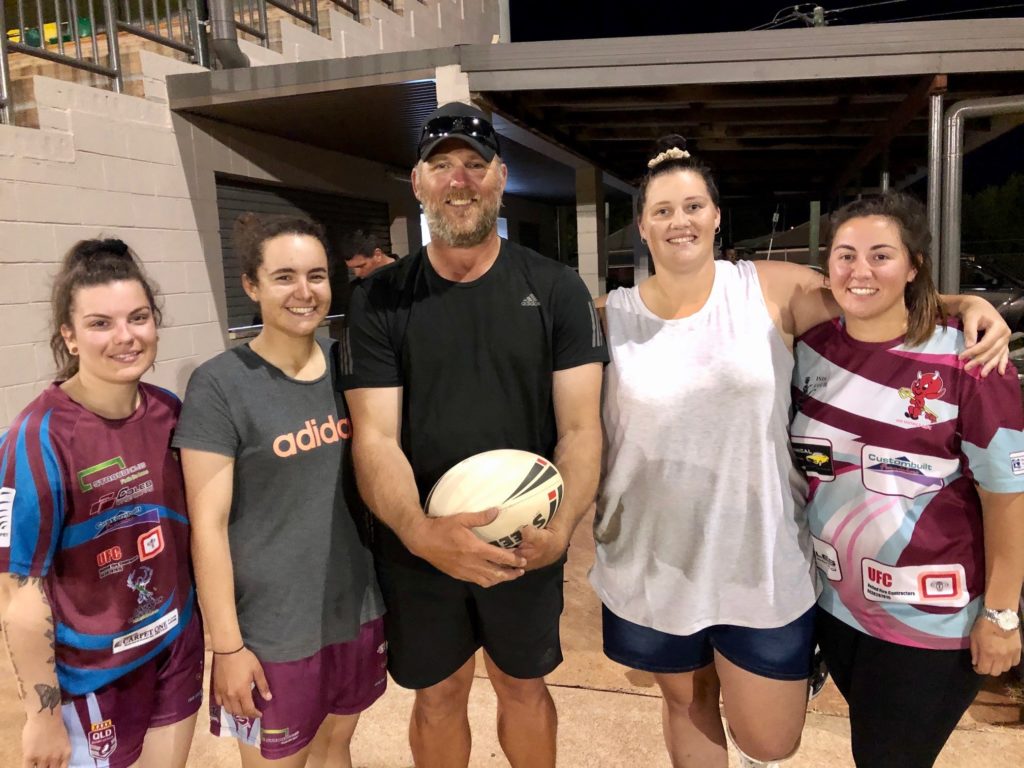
[0,383,195,695]
[790,319,1024,650]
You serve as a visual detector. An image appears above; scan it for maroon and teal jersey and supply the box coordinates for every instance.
[0,383,195,695]
[790,319,1024,650]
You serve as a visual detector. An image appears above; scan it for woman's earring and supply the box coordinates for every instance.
[714,225,721,235]
[69,345,78,355]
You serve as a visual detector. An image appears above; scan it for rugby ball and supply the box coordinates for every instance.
[425,449,563,549]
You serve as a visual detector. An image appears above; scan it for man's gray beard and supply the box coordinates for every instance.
[425,194,502,248]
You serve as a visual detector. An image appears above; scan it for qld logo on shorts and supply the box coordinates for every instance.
[88,719,117,759]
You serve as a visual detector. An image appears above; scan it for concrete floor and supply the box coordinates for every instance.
[2,513,1022,767]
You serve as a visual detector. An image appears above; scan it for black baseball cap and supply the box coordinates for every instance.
[417,102,501,162]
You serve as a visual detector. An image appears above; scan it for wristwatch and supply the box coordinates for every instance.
[981,607,1021,632]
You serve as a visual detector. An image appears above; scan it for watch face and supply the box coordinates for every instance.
[997,613,1020,631]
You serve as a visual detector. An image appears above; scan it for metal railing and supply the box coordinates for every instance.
[1,0,207,121]
[235,0,318,43]
[0,0,392,122]
[233,0,364,49]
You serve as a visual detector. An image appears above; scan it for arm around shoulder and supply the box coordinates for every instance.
[753,259,837,340]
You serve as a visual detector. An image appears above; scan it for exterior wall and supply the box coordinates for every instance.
[502,194,558,260]
[0,2,499,431]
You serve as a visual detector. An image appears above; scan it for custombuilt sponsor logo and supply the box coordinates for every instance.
[94,506,160,537]
[89,479,154,516]
[864,456,943,488]
[0,486,14,547]
[112,608,178,653]
[272,415,351,458]
[77,456,149,493]
[866,453,935,472]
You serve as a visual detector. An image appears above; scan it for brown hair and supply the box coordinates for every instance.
[827,192,943,346]
[233,213,330,283]
[636,134,721,216]
[50,239,162,380]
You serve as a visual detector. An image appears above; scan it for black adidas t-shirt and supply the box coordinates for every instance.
[341,240,607,563]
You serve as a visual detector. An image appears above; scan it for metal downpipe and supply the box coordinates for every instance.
[0,2,12,124]
[941,95,1024,293]
[208,0,249,69]
[927,92,943,280]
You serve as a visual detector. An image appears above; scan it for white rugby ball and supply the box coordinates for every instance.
[425,449,563,549]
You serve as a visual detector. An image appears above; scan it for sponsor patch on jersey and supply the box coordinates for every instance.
[89,479,155,516]
[99,555,140,580]
[94,505,160,538]
[88,719,117,759]
[811,535,842,581]
[0,486,14,547]
[792,438,835,480]
[78,456,149,493]
[112,609,178,654]
[137,526,164,562]
[861,559,968,608]
[1011,451,1024,476]
[860,446,957,499]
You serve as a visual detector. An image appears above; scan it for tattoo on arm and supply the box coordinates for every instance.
[1,619,27,699]
[34,683,60,714]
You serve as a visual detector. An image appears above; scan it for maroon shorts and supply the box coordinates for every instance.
[210,617,387,759]
[62,614,205,768]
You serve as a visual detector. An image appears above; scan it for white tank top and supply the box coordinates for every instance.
[590,260,817,634]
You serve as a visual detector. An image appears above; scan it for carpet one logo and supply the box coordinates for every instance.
[273,414,351,458]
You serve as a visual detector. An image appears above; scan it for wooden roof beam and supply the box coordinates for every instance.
[830,74,947,194]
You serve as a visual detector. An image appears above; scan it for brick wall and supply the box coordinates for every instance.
[0,1,499,431]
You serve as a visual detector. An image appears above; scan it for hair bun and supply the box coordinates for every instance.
[100,238,129,256]
[647,134,691,169]
[656,134,688,154]
[68,238,132,266]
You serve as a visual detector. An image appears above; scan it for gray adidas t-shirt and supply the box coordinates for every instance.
[174,339,383,662]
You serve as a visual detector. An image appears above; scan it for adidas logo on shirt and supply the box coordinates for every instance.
[521,293,540,307]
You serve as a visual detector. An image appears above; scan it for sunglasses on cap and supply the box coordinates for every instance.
[418,115,500,159]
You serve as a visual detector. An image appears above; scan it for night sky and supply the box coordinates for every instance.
[509,1,1024,40]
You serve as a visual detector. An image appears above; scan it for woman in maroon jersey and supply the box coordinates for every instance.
[0,239,201,768]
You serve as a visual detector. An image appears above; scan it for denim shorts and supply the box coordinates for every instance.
[602,604,816,681]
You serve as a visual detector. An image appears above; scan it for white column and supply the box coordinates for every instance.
[389,215,410,257]
[434,64,471,105]
[575,166,606,297]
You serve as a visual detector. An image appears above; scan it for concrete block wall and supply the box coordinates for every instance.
[0,3,500,431]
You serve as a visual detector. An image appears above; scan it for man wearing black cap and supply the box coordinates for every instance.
[341,102,607,767]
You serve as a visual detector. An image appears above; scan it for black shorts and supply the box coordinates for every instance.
[375,555,565,689]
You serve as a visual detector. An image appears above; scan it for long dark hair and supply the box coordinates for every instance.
[828,192,942,346]
[50,239,162,380]
[636,134,720,216]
